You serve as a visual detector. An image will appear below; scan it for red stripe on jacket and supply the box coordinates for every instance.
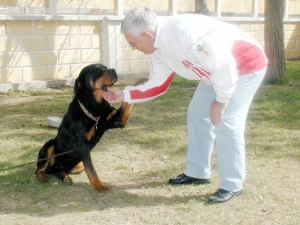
[231,40,267,75]
[191,67,211,79]
[130,72,176,100]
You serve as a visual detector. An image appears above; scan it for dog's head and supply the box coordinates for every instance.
[74,63,118,103]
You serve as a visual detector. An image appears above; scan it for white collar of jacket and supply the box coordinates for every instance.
[153,18,165,49]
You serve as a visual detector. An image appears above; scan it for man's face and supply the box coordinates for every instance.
[124,32,156,55]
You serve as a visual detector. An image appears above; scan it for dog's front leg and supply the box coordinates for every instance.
[82,152,109,193]
[117,102,134,128]
[117,77,149,127]
[105,103,133,129]
[106,77,148,128]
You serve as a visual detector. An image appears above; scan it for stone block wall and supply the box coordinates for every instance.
[284,23,300,59]
[121,36,150,75]
[0,20,101,83]
[0,0,299,91]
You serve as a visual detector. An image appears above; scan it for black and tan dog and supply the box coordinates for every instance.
[36,63,144,193]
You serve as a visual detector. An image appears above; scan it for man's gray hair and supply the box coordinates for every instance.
[121,6,158,37]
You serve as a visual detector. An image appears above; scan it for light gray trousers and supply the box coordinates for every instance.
[185,67,266,192]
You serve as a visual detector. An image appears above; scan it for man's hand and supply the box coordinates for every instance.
[210,100,228,126]
[102,87,124,104]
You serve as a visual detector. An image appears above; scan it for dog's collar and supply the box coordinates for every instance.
[78,100,100,129]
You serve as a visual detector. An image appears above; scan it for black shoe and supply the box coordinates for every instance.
[168,173,211,185]
[209,188,242,204]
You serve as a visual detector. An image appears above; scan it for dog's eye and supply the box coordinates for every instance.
[101,81,115,92]
[101,85,108,92]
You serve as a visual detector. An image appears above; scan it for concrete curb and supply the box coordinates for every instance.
[0,78,76,93]
[0,72,150,93]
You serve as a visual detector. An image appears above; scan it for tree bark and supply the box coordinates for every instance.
[264,0,286,81]
[195,0,209,15]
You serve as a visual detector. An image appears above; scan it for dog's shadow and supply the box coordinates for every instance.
[0,167,213,217]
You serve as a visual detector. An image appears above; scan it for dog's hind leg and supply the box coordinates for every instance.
[70,162,85,174]
[54,171,73,185]
[36,140,56,183]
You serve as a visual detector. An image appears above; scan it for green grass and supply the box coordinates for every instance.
[0,61,299,224]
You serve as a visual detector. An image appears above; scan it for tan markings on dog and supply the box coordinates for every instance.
[112,78,147,127]
[86,124,96,141]
[85,167,110,192]
[120,102,134,127]
[91,76,105,103]
[102,71,113,84]
[49,148,55,166]
[106,109,117,120]
[37,145,55,183]
[70,162,84,174]
[90,79,95,89]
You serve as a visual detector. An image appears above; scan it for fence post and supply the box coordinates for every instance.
[114,0,123,16]
[100,18,122,74]
[284,0,289,19]
[170,0,177,15]
[46,0,57,15]
[216,0,221,17]
[252,0,258,18]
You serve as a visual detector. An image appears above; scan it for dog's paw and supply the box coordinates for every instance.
[63,176,73,185]
[37,172,49,183]
[96,185,110,193]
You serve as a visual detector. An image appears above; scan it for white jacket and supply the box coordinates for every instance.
[123,14,268,104]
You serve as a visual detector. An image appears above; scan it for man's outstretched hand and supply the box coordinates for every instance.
[102,87,124,104]
[102,77,148,104]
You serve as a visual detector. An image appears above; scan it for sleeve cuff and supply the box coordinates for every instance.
[216,96,230,104]
[123,90,131,103]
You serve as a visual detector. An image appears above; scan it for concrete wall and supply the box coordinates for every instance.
[0,0,299,91]
[0,20,101,83]
[284,23,300,59]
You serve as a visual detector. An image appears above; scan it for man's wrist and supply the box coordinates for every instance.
[123,90,130,103]
[216,96,229,104]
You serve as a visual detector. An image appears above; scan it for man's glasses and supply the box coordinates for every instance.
[127,33,144,49]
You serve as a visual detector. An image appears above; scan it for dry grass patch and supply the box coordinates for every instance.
[0,61,300,224]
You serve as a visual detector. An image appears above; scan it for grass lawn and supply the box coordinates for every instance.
[0,61,299,224]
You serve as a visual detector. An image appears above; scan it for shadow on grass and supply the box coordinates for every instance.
[0,73,299,220]
[0,165,213,217]
[249,75,300,131]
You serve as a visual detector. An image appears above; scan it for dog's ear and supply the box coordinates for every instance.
[74,78,83,94]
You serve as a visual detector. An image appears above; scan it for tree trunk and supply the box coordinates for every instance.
[264,0,286,81]
[195,0,209,15]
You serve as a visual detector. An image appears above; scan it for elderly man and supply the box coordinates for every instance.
[102,6,267,203]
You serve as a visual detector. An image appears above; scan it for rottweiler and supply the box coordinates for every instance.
[36,63,145,193]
